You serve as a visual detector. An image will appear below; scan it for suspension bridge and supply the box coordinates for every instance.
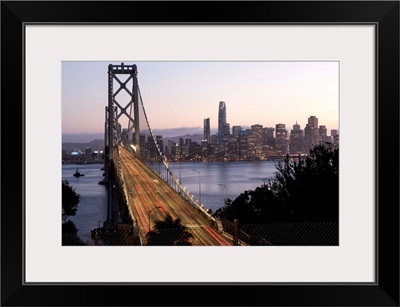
[102,63,238,246]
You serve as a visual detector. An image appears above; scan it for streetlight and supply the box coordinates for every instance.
[218,184,238,245]
[191,169,201,206]
[178,160,181,184]
[148,206,161,232]
[217,184,227,206]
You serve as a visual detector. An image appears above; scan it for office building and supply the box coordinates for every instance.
[218,101,229,153]
[203,118,211,144]
[275,123,288,154]
[232,125,242,137]
[289,122,304,154]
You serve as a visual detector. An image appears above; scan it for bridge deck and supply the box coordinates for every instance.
[119,146,232,246]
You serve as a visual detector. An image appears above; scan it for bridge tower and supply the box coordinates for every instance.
[104,63,141,226]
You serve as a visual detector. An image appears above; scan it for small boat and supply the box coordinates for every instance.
[73,168,85,177]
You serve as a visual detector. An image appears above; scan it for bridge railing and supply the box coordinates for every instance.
[118,78,218,228]
[137,151,217,225]
[162,164,217,224]
[119,142,217,238]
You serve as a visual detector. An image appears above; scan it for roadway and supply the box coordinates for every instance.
[119,145,232,246]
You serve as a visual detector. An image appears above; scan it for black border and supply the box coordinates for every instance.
[1,1,399,306]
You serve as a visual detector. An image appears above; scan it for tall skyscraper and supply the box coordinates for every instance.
[202,118,211,157]
[232,125,242,137]
[305,115,319,151]
[218,101,229,152]
[218,101,227,138]
[308,115,318,128]
[293,122,301,131]
[275,123,288,154]
[319,125,327,136]
[264,127,276,149]
[251,124,264,158]
[203,118,211,144]
[290,122,304,154]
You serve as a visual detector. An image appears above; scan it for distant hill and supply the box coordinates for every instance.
[151,127,205,137]
[164,134,203,144]
[62,133,104,143]
[62,127,217,150]
[62,127,217,142]
[62,139,104,152]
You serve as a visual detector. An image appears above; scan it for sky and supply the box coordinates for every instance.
[62,61,339,137]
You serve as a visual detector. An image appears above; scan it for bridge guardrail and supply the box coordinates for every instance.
[160,163,217,225]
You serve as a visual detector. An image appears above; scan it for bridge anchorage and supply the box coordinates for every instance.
[101,63,240,246]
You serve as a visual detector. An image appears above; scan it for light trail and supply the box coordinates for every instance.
[119,145,232,246]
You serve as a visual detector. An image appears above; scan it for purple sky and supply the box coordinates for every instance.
[62,61,339,135]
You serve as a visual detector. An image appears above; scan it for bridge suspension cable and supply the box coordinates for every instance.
[106,63,216,232]
[134,76,215,222]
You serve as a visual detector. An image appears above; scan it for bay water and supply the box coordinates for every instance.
[62,161,278,240]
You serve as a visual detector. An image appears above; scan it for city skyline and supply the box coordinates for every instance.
[62,61,339,136]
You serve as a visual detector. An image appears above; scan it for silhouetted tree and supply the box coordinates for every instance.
[147,214,193,246]
[274,143,338,222]
[62,219,79,234]
[213,143,339,223]
[62,180,80,221]
[62,180,86,245]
